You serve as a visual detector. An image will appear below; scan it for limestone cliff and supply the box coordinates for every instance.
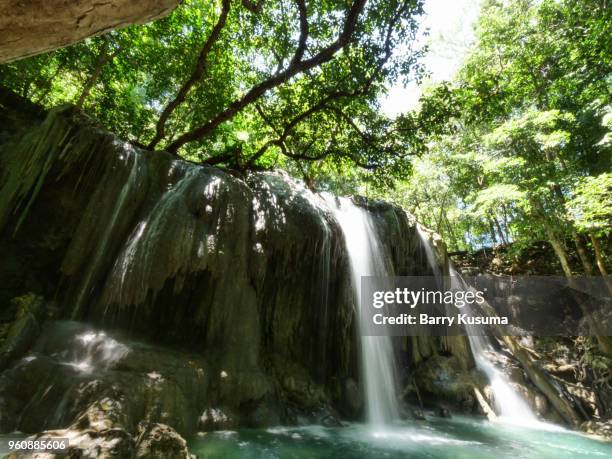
[0,95,473,449]
[0,0,180,63]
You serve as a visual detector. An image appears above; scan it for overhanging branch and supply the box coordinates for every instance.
[147,0,231,150]
[165,0,367,154]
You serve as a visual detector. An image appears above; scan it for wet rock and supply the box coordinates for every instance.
[411,355,477,411]
[0,314,39,370]
[339,377,363,418]
[280,373,327,409]
[581,420,612,440]
[311,407,342,427]
[0,320,215,435]
[0,294,45,370]
[135,422,192,459]
[198,407,236,431]
[436,406,452,418]
[4,427,136,459]
[398,404,411,420]
[247,399,283,427]
[0,97,468,437]
[533,392,549,415]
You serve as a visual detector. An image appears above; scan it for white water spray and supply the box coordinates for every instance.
[61,328,129,373]
[450,267,538,422]
[324,195,399,426]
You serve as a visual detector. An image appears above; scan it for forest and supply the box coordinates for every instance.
[0,0,610,458]
[2,0,610,264]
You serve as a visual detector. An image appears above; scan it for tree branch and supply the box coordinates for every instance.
[76,40,121,109]
[147,0,231,150]
[289,0,309,66]
[165,0,367,154]
[201,0,409,169]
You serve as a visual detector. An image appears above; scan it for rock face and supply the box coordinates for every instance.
[0,294,45,371]
[0,0,180,63]
[0,94,477,453]
[0,103,353,437]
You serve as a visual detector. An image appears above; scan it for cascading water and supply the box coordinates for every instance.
[448,267,538,422]
[416,227,538,422]
[324,195,399,426]
[71,148,143,318]
[62,327,130,374]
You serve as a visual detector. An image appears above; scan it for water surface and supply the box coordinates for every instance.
[188,416,612,459]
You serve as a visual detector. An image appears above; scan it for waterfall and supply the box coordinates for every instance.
[448,267,537,422]
[324,195,399,426]
[71,147,143,318]
[416,227,537,422]
[63,328,130,374]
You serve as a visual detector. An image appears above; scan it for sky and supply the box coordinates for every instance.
[381,0,482,117]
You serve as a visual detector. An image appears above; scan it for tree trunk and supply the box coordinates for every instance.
[573,232,595,275]
[544,224,573,278]
[475,297,584,426]
[590,233,612,298]
[76,46,120,109]
[500,335,584,426]
[590,234,609,277]
[536,219,610,353]
[473,387,497,421]
[488,218,498,245]
[550,184,596,275]
[537,224,612,356]
[531,197,573,277]
[444,213,458,249]
[493,216,508,245]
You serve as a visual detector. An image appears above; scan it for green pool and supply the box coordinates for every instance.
[188,416,612,459]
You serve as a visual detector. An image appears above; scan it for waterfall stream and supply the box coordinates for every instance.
[448,266,538,422]
[324,195,399,426]
[415,227,538,423]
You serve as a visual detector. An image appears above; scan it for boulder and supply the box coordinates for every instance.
[581,420,612,440]
[135,422,192,459]
[410,355,480,412]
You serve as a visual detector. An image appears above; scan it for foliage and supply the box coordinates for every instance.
[0,0,427,182]
[567,173,612,234]
[0,0,609,261]
[391,0,611,256]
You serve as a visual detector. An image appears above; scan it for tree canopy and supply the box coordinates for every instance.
[0,0,609,267]
[0,0,427,185]
[386,0,610,272]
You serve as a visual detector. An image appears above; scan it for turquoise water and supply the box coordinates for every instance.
[188,417,612,459]
[2,417,610,458]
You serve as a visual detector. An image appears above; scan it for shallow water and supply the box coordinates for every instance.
[188,416,612,459]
